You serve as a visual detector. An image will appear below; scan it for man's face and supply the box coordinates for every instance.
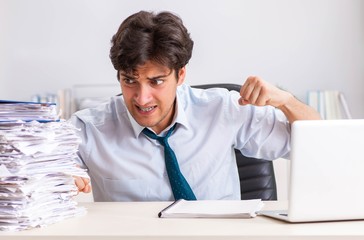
[119,61,185,134]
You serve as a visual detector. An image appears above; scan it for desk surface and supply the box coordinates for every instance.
[1,201,364,239]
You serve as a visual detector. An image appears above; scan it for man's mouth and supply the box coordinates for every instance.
[137,105,156,112]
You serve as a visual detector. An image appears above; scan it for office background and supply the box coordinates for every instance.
[1,0,364,118]
[1,0,363,201]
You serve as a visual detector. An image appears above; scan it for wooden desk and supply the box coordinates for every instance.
[1,201,364,239]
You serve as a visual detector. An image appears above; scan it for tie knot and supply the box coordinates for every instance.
[142,124,176,146]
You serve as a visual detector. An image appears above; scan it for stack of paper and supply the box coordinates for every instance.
[0,100,58,123]
[0,100,88,231]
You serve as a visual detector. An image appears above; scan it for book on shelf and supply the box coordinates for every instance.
[307,90,352,120]
[57,88,74,120]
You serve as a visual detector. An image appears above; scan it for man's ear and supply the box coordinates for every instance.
[117,71,120,82]
[177,67,186,86]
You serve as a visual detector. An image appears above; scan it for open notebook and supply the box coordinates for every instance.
[159,199,264,218]
[259,119,364,222]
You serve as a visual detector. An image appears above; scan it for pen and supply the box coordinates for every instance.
[158,199,183,218]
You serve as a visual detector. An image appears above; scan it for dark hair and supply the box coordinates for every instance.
[109,11,193,80]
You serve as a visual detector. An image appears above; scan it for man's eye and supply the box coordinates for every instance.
[151,79,164,85]
[123,78,136,84]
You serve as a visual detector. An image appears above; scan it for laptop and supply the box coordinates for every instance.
[259,119,364,222]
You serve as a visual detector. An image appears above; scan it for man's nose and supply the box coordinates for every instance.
[135,85,153,105]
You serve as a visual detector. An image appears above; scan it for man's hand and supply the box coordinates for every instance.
[74,176,92,193]
[239,76,321,123]
[239,76,291,108]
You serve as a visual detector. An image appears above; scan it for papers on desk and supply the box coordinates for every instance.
[0,100,58,123]
[0,100,88,231]
[158,199,264,218]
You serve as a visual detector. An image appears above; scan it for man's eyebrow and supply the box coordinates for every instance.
[147,70,173,80]
[120,73,136,79]
[147,74,169,80]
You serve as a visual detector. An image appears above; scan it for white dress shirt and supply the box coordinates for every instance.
[70,84,291,201]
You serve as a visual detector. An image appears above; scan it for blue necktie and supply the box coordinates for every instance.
[142,124,196,200]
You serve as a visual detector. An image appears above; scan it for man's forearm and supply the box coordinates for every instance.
[278,93,321,123]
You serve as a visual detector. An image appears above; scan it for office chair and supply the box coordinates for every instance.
[192,83,278,200]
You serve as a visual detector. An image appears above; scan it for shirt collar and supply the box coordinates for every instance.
[126,85,191,138]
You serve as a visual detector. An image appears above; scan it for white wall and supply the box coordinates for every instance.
[1,0,364,118]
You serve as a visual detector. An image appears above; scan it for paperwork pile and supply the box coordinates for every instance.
[0,100,59,123]
[0,100,88,231]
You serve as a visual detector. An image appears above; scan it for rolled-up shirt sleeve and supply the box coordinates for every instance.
[228,92,291,160]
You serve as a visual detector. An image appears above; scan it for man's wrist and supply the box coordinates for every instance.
[276,91,294,110]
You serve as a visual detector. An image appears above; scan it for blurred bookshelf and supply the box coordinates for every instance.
[307,90,352,120]
[31,84,120,120]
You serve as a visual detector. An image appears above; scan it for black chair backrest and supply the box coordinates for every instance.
[192,83,278,200]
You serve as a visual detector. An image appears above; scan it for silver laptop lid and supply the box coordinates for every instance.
[288,119,364,222]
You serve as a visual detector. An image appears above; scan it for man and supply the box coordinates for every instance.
[72,11,320,201]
